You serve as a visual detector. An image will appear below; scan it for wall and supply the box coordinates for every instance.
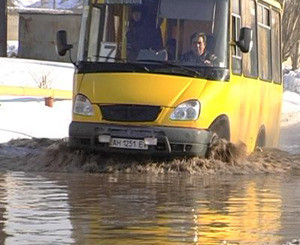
[18,10,81,62]
[8,9,19,41]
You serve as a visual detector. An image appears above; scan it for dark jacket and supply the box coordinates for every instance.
[126,16,163,62]
[180,50,217,65]
[126,20,143,62]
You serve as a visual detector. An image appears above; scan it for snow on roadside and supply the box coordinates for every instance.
[7,41,18,58]
[11,0,82,10]
[0,99,72,143]
[0,56,73,143]
[0,58,74,91]
[283,68,300,94]
[281,69,300,127]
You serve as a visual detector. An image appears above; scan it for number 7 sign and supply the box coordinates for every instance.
[99,42,117,62]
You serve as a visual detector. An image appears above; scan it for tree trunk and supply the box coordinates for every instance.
[291,40,299,70]
[0,0,7,57]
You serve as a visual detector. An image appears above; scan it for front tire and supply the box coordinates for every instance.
[255,128,266,148]
[206,117,230,158]
[208,116,230,141]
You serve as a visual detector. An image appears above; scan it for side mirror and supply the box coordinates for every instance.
[56,30,73,56]
[237,27,253,53]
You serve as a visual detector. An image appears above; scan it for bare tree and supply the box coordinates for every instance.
[281,0,300,69]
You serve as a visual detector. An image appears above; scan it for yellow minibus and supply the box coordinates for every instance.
[57,0,282,156]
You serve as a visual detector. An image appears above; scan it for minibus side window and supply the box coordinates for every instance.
[231,0,242,74]
[86,5,124,62]
[242,0,258,78]
[271,10,282,84]
[87,6,103,62]
[100,5,124,62]
[258,4,272,81]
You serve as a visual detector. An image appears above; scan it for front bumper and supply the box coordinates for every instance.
[69,122,213,156]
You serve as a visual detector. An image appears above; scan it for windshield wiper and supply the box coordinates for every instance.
[136,59,202,77]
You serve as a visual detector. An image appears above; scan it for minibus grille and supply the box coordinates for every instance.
[100,105,161,122]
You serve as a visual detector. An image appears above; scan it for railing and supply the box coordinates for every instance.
[0,85,72,99]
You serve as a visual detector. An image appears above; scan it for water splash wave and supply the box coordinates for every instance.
[1,138,299,174]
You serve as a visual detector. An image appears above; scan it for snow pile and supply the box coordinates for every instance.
[283,68,300,94]
[0,58,74,90]
[0,100,72,143]
[11,0,40,8]
[12,0,82,10]
[7,41,18,58]
[281,91,300,114]
[10,0,39,7]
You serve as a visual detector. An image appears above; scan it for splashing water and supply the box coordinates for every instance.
[0,138,299,174]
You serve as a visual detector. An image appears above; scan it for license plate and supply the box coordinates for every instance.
[109,138,148,150]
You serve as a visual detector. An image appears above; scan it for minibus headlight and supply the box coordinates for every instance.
[170,100,200,120]
[73,94,94,116]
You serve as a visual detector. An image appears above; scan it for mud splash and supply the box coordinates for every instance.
[0,138,299,174]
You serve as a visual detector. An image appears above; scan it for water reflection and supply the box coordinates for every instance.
[194,180,282,244]
[0,172,299,244]
[0,172,73,245]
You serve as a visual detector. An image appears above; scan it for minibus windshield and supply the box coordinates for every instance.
[78,0,229,75]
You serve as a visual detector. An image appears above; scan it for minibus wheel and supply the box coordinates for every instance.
[208,133,220,149]
[205,133,219,158]
[255,127,266,148]
[208,116,230,141]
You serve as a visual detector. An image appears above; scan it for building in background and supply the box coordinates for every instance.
[7,0,82,62]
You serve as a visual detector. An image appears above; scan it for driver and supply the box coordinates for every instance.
[181,32,217,65]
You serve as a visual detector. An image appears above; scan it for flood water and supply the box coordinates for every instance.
[0,139,300,244]
[0,171,300,245]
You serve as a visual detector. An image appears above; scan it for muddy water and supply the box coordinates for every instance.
[0,171,300,244]
[0,138,299,175]
[0,138,300,244]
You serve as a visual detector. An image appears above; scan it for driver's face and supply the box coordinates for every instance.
[192,36,206,56]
